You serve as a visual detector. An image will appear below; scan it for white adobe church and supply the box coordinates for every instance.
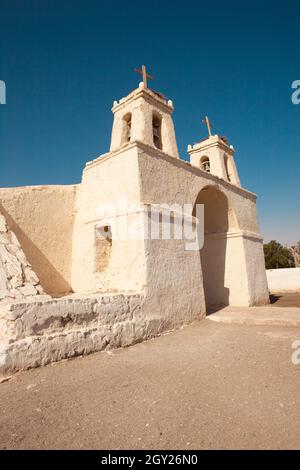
[0,69,269,374]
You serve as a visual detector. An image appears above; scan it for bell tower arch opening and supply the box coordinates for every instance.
[122,112,132,144]
[200,155,210,173]
[152,112,162,150]
[193,186,237,313]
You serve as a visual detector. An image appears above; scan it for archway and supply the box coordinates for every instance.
[194,186,235,313]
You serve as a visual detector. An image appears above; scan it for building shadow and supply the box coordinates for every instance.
[0,203,73,295]
[269,294,282,305]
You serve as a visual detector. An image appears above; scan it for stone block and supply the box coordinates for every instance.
[0,214,7,232]
[24,267,39,285]
[19,284,37,297]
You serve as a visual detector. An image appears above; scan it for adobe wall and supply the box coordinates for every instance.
[136,142,259,230]
[0,185,78,295]
[71,146,147,293]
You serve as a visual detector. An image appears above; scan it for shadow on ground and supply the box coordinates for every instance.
[270,292,300,308]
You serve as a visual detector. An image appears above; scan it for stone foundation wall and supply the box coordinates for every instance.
[0,293,150,375]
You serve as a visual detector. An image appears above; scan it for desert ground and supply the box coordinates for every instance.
[270,292,300,308]
[0,293,300,450]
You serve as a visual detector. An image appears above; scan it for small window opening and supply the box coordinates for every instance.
[94,225,112,273]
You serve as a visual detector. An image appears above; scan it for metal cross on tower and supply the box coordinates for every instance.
[202,115,212,137]
[134,65,154,88]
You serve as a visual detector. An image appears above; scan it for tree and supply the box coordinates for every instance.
[263,240,295,269]
[290,242,300,267]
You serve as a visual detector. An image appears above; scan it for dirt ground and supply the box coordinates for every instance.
[270,292,300,308]
[1,319,300,450]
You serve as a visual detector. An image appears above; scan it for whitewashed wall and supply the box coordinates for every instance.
[267,268,300,293]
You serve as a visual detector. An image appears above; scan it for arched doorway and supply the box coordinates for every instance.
[193,186,235,313]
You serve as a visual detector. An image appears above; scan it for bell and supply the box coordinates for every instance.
[204,162,210,172]
[153,128,159,138]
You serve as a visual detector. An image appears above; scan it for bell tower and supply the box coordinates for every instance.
[110,76,179,159]
[188,116,241,187]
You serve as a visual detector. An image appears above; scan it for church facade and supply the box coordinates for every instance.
[0,80,269,375]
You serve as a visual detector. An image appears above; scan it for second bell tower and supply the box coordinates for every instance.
[188,116,241,187]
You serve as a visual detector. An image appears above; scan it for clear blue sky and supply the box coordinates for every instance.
[0,0,299,245]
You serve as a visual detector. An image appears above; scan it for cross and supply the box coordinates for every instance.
[202,115,212,137]
[134,65,154,88]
